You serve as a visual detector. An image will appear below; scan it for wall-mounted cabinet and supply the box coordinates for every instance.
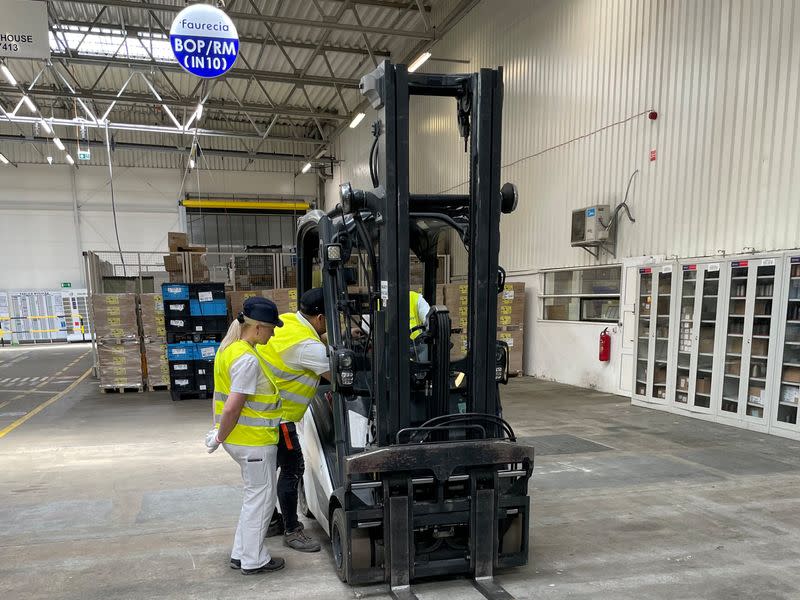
[633,264,675,406]
[632,253,800,441]
[670,261,724,414]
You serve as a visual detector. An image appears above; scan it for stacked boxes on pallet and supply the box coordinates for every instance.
[442,282,526,375]
[162,283,223,400]
[140,293,169,390]
[226,288,299,319]
[92,293,143,390]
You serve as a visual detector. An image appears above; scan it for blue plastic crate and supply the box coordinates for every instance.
[189,298,228,316]
[167,342,196,361]
[162,283,190,300]
[195,341,220,361]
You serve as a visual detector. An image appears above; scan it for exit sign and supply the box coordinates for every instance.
[61,282,72,288]
[78,149,90,161]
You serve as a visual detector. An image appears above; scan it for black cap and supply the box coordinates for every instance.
[242,296,283,326]
[299,287,325,316]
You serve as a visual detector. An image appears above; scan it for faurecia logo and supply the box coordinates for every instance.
[170,4,239,79]
[179,19,231,32]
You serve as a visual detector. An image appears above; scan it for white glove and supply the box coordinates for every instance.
[205,428,222,453]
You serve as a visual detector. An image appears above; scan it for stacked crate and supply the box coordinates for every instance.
[92,293,143,391]
[162,283,223,400]
[442,282,526,375]
[140,293,169,390]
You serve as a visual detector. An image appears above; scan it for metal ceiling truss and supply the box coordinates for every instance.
[0,0,486,171]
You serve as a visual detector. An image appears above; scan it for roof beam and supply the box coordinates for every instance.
[59,0,434,39]
[0,133,338,163]
[57,20,392,58]
[0,83,347,122]
[47,52,361,89]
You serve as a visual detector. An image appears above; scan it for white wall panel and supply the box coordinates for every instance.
[0,165,318,289]
[330,0,800,272]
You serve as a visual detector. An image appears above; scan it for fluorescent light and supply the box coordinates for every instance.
[53,137,65,151]
[22,95,36,113]
[1,64,16,86]
[65,154,75,165]
[408,51,432,73]
[40,119,52,134]
[188,158,195,169]
[349,112,365,128]
[196,103,203,120]
[301,162,312,174]
[0,153,8,164]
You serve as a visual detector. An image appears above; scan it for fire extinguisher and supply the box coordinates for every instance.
[599,328,611,362]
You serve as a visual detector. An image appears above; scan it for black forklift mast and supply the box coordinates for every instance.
[297,61,532,600]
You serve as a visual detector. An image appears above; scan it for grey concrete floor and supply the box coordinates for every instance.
[2,346,800,599]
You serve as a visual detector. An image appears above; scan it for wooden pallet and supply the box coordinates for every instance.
[100,385,143,393]
[148,384,170,392]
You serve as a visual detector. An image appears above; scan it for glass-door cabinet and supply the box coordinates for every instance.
[672,262,723,413]
[717,257,782,427]
[633,264,675,406]
[772,255,800,434]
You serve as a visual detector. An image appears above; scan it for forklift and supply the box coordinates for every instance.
[295,61,534,600]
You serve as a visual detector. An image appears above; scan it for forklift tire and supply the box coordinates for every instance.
[331,508,350,583]
[331,507,371,583]
[298,479,314,519]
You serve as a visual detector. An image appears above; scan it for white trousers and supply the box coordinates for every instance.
[224,443,279,570]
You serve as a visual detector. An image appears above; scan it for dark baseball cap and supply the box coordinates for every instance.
[299,287,325,316]
[243,296,283,326]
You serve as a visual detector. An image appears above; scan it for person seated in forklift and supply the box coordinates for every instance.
[258,287,330,553]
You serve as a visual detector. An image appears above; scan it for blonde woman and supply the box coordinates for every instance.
[204,297,285,574]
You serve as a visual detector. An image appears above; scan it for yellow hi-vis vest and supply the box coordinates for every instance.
[409,290,423,340]
[214,340,282,446]
[258,312,323,423]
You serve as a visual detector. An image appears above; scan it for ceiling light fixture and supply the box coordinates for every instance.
[301,162,312,174]
[65,154,75,165]
[0,153,8,164]
[408,51,432,73]
[349,112,365,128]
[1,64,16,86]
[53,137,65,151]
[188,158,195,169]
[40,119,52,134]
[196,103,203,121]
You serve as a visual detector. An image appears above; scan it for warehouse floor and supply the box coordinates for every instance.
[3,345,800,599]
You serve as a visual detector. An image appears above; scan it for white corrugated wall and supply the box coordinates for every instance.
[330,0,800,271]
[326,0,800,390]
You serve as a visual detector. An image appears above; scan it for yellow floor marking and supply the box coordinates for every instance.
[0,400,9,410]
[0,368,91,439]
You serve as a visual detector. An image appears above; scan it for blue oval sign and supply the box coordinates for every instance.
[170,4,239,78]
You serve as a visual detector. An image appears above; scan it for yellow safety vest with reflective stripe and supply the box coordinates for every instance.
[213,340,282,446]
[409,290,423,340]
[258,312,323,423]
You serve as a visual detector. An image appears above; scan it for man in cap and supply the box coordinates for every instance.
[258,287,329,552]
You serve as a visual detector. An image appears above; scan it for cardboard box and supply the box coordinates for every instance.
[98,340,143,386]
[751,338,769,357]
[450,332,468,361]
[92,294,139,340]
[654,364,667,384]
[140,293,165,340]
[727,337,742,354]
[144,342,170,387]
[696,375,712,395]
[168,232,189,252]
[163,254,182,273]
[783,366,800,384]
[678,376,689,392]
[270,288,299,315]
[227,290,270,317]
[748,385,764,406]
[698,336,715,353]
[498,327,524,373]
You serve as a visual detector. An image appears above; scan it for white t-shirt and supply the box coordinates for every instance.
[279,312,330,376]
[359,294,431,333]
[229,351,278,396]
